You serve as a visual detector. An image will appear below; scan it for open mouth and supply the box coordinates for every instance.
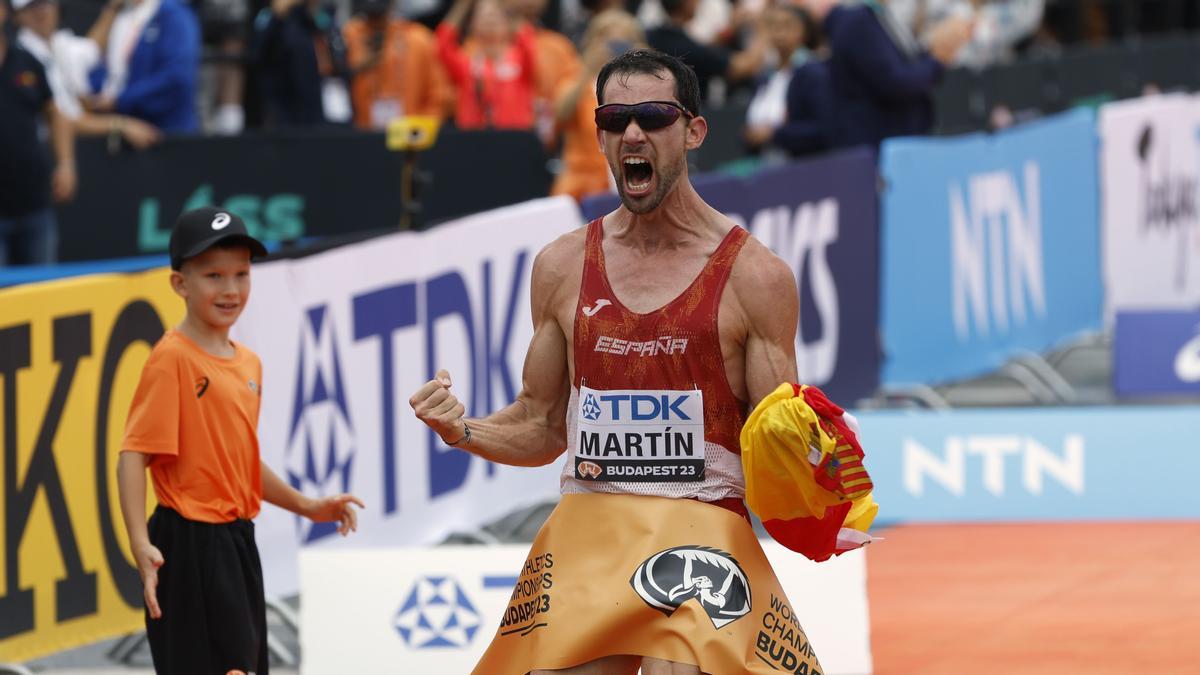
[216,302,240,312]
[623,157,654,195]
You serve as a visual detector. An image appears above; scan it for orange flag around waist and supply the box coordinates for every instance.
[472,493,826,675]
[741,383,879,563]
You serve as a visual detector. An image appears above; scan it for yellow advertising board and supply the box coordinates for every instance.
[0,268,181,662]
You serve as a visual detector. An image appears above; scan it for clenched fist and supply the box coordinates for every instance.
[409,369,468,444]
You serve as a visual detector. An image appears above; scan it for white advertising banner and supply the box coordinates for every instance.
[1099,94,1200,318]
[233,197,582,596]
[300,543,873,674]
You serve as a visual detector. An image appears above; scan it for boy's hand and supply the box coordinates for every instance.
[305,494,365,536]
[133,542,165,619]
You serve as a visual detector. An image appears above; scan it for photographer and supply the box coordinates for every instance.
[343,0,447,129]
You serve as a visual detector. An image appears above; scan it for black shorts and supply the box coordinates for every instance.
[146,506,269,675]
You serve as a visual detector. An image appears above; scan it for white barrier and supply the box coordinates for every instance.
[299,542,872,674]
[233,197,582,596]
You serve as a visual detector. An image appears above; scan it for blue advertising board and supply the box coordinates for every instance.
[1115,310,1200,397]
[582,148,880,404]
[879,109,1103,386]
[854,406,1200,523]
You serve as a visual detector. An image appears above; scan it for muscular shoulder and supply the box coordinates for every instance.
[728,235,798,333]
[531,226,588,313]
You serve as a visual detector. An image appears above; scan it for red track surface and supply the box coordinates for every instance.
[867,522,1200,674]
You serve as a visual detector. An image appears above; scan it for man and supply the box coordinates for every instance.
[13,0,162,148]
[0,0,76,265]
[87,0,201,133]
[411,49,820,674]
[808,0,971,148]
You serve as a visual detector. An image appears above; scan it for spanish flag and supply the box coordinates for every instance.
[741,383,879,562]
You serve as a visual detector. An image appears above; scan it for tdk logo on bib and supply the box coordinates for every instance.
[586,393,693,422]
[575,386,705,483]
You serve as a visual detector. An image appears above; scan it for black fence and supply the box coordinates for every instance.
[59,128,551,261]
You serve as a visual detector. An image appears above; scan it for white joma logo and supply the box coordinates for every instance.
[211,213,232,230]
[583,299,612,317]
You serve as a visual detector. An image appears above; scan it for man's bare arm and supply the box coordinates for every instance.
[409,238,576,467]
[738,244,800,407]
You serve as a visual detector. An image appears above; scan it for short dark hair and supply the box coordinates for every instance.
[595,49,701,118]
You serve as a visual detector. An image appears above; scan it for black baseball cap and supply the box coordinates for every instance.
[168,206,268,270]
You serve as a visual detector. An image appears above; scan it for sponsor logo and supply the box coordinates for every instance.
[582,298,612,317]
[1135,123,1198,292]
[286,305,355,542]
[394,576,482,649]
[950,161,1047,340]
[577,460,602,479]
[581,393,602,421]
[1174,332,1200,382]
[211,212,232,230]
[630,546,751,629]
[195,376,210,398]
[594,335,688,356]
[248,379,259,394]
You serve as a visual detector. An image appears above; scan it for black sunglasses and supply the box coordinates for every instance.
[594,101,695,133]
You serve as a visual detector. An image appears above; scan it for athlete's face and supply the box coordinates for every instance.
[172,246,252,332]
[597,70,706,215]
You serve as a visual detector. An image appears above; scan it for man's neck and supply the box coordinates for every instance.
[613,179,724,252]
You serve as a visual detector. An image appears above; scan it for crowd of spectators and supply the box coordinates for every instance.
[4,0,1198,264]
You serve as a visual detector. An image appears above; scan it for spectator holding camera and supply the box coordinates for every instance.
[743,2,830,159]
[550,8,642,201]
[86,0,201,133]
[343,0,448,129]
[809,0,971,148]
[436,0,537,130]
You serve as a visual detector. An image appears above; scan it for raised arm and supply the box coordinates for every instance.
[410,240,574,467]
[736,243,800,407]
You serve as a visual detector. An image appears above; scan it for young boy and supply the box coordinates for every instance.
[118,206,364,675]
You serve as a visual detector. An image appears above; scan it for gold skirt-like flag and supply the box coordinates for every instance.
[472,493,825,675]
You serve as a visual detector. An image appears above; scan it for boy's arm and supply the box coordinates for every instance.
[116,451,164,619]
[261,462,364,536]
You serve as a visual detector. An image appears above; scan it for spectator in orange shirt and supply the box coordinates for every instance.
[343,0,448,129]
[504,0,579,142]
[436,0,537,130]
[550,9,643,201]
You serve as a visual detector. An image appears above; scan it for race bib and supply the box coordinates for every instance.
[574,386,705,482]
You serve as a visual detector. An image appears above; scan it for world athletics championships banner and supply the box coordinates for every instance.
[233,197,582,597]
[582,147,880,405]
[879,109,1103,386]
[0,269,183,662]
[855,406,1200,523]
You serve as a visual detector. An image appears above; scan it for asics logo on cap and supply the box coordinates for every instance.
[211,213,232,230]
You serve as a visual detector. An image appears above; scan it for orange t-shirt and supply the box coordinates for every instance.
[534,28,580,102]
[122,329,264,523]
[343,17,450,129]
